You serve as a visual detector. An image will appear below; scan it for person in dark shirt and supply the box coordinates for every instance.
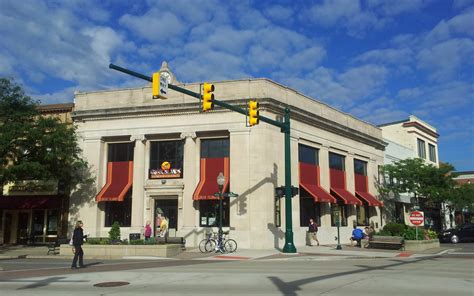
[308,218,320,246]
[71,220,87,269]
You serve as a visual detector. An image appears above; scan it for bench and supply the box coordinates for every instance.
[368,235,405,250]
[155,237,186,250]
[47,237,69,255]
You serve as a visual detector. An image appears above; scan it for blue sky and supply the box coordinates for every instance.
[1,0,473,171]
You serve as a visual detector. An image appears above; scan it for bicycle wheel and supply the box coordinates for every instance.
[205,239,217,252]
[198,239,208,253]
[224,239,237,253]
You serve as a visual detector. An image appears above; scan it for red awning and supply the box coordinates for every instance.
[356,191,383,207]
[354,173,383,206]
[299,162,336,203]
[329,168,362,205]
[193,157,230,200]
[331,187,363,205]
[96,161,133,202]
[0,195,61,209]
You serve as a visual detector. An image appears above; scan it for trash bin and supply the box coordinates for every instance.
[129,233,141,241]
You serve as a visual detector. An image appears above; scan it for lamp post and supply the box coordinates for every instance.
[217,172,225,251]
[335,211,342,250]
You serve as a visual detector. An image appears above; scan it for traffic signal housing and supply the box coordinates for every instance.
[248,100,259,126]
[202,83,215,111]
[152,72,160,99]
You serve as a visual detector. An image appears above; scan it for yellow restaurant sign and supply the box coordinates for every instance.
[2,180,58,196]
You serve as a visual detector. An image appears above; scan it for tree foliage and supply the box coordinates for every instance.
[380,158,455,204]
[0,78,87,192]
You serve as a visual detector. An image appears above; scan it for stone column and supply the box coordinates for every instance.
[131,134,146,233]
[180,132,197,230]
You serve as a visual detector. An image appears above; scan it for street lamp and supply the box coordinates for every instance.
[217,172,225,251]
[335,211,342,250]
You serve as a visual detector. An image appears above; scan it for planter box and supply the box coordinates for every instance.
[60,244,182,259]
[404,239,440,252]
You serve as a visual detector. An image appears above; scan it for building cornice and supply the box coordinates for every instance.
[72,98,386,151]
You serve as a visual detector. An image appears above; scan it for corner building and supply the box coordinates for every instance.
[72,74,386,249]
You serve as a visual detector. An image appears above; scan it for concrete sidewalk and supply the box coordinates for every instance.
[0,243,452,261]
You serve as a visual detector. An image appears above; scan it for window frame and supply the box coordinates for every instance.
[199,198,230,227]
[149,140,184,179]
[298,144,319,165]
[104,191,132,227]
[331,204,348,227]
[329,152,345,171]
[428,143,437,162]
[417,138,426,159]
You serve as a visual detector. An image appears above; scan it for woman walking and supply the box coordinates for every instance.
[71,220,87,269]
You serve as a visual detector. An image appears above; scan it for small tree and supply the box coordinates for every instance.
[108,221,121,241]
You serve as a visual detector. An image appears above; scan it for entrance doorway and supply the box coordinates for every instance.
[154,198,178,237]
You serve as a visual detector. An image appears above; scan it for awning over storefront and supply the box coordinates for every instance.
[299,162,336,203]
[354,173,383,207]
[96,161,133,202]
[0,195,61,209]
[193,157,230,200]
[330,168,362,205]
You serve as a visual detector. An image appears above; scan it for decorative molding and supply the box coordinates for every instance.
[180,132,197,139]
[130,134,146,143]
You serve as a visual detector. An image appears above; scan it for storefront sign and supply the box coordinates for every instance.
[2,180,58,196]
[149,161,182,179]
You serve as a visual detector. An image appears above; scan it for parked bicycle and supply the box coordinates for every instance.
[198,231,238,253]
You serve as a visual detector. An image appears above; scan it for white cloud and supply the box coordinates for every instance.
[353,48,414,65]
[119,10,186,42]
[264,5,295,22]
[417,38,474,81]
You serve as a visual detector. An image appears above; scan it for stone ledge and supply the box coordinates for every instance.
[60,244,182,259]
[404,239,440,252]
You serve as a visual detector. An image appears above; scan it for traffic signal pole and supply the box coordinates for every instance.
[109,63,296,253]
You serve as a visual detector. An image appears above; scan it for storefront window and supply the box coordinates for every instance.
[275,197,281,227]
[331,204,348,227]
[149,140,184,178]
[201,138,229,158]
[32,210,45,236]
[329,152,345,170]
[105,191,132,227]
[199,198,229,227]
[108,142,134,161]
[356,205,369,226]
[46,210,59,235]
[299,193,321,226]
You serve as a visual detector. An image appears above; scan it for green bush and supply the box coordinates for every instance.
[382,222,406,236]
[426,229,438,239]
[402,227,424,240]
[376,229,392,236]
[129,239,145,245]
[108,221,121,241]
[86,238,102,245]
[85,238,110,245]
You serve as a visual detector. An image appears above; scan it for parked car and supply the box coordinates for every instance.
[439,223,474,243]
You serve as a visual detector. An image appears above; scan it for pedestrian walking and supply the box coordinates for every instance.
[160,216,169,238]
[308,218,320,246]
[71,220,87,269]
[144,220,152,241]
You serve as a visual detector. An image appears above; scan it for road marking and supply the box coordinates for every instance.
[213,255,251,260]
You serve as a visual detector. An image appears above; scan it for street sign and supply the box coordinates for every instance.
[158,73,168,99]
[409,211,424,226]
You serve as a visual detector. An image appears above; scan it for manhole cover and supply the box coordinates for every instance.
[94,281,130,287]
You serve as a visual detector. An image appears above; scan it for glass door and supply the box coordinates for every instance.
[154,198,178,237]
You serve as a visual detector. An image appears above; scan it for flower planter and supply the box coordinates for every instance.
[60,243,182,259]
[404,239,440,252]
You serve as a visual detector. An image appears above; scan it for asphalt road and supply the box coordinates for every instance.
[0,250,472,296]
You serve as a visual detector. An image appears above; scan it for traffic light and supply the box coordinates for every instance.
[152,72,160,99]
[202,83,215,111]
[248,100,259,126]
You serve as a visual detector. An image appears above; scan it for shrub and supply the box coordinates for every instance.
[426,229,438,239]
[108,221,121,241]
[382,222,406,236]
[402,227,424,240]
[129,239,145,245]
[85,238,110,245]
[376,229,392,236]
